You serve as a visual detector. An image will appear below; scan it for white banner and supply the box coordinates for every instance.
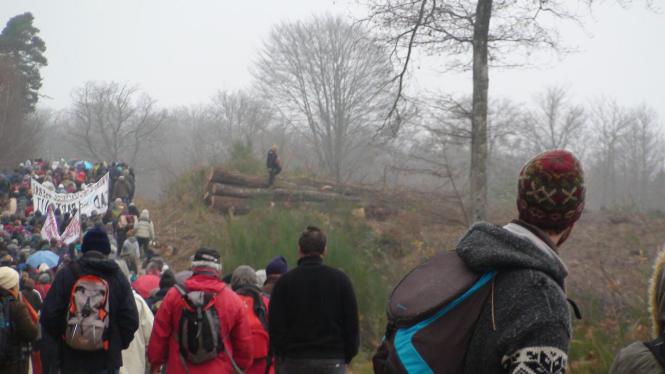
[61,210,81,245]
[40,206,60,242]
[32,173,109,217]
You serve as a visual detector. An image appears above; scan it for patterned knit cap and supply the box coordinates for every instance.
[517,150,585,231]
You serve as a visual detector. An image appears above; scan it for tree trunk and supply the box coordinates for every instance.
[469,0,492,222]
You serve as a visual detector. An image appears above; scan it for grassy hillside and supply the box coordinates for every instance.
[150,169,665,373]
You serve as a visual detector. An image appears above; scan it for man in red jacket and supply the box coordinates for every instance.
[147,248,253,374]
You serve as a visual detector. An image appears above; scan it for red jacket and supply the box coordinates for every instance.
[236,292,274,374]
[147,272,254,374]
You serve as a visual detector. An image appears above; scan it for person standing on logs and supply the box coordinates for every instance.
[267,145,282,187]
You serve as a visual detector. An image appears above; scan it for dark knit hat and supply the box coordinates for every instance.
[265,256,288,276]
[81,227,111,255]
[191,247,222,271]
[159,269,176,289]
[517,150,585,231]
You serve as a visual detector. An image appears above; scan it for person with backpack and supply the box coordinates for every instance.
[609,249,665,373]
[269,226,359,374]
[373,149,585,374]
[147,248,254,374]
[231,265,273,374]
[0,266,39,374]
[40,227,139,374]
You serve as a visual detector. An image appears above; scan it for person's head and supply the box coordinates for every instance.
[517,150,585,246]
[298,226,327,257]
[140,209,150,220]
[146,261,162,276]
[191,247,222,274]
[230,265,257,291]
[0,266,19,293]
[81,227,111,255]
[265,255,288,276]
[159,269,176,290]
[271,144,278,152]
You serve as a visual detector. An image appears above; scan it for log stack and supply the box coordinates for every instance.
[204,168,360,215]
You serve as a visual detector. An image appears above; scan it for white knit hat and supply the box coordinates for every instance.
[0,266,19,291]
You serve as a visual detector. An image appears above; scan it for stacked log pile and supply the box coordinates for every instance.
[204,168,361,215]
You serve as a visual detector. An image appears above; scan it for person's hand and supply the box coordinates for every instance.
[150,365,161,374]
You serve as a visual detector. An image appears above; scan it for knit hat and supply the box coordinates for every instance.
[159,269,176,289]
[517,150,585,231]
[265,256,288,276]
[0,266,19,291]
[231,265,257,290]
[191,247,222,272]
[81,227,111,255]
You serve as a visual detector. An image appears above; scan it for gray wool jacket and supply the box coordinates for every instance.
[458,222,571,374]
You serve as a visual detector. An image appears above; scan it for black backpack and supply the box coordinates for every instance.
[0,295,14,362]
[175,285,223,364]
[372,250,496,374]
[0,295,29,364]
[235,285,268,331]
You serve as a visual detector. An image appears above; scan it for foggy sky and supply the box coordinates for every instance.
[1,0,663,117]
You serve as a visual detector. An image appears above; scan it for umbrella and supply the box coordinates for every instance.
[27,250,59,269]
[83,161,93,170]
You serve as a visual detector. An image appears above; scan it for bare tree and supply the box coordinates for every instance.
[521,87,586,154]
[68,81,166,165]
[365,0,648,220]
[254,14,396,183]
[588,98,632,208]
[619,105,663,209]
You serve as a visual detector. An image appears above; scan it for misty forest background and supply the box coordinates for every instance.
[0,2,662,372]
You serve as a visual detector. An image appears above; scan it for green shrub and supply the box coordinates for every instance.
[200,206,389,356]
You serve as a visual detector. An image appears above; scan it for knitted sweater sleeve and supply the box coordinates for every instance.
[496,273,571,374]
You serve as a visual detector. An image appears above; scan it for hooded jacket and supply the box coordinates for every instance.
[458,222,571,374]
[0,288,39,374]
[120,290,154,374]
[609,250,665,374]
[40,250,139,371]
[134,213,155,240]
[147,271,254,374]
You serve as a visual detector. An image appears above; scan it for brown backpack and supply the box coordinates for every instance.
[372,250,496,374]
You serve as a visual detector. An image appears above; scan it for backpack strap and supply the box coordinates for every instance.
[236,286,269,331]
[645,336,665,369]
[566,298,582,320]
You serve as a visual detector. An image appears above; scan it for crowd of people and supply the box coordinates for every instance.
[1,150,665,374]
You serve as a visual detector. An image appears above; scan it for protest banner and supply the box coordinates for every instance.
[31,173,109,216]
[40,206,60,242]
[61,210,81,245]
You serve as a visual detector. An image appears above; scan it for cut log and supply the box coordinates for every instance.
[209,196,250,215]
[271,189,361,203]
[209,184,257,198]
[208,168,267,188]
[208,184,361,203]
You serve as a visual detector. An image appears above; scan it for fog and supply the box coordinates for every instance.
[0,0,663,213]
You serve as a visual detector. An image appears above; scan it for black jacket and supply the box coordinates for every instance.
[40,250,139,371]
[269,255,359,363]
